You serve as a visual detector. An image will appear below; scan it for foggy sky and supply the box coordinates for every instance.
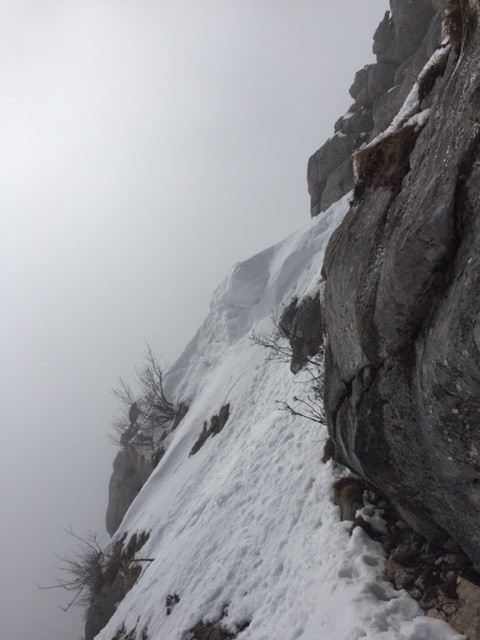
[0,2,387,638]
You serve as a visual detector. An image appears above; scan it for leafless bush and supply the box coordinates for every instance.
[39,526,153,613]
[111,345,175,450]
[38,526,109,611]
[251,316,324,370]
[251,318,326,425]
[251,319,298,364]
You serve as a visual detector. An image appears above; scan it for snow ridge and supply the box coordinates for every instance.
[97,194,463,640]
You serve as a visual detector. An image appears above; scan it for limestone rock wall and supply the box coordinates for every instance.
[323,1,480,569]
[308,0,442,216]
[106,403,188,536]
[106,446,154,536]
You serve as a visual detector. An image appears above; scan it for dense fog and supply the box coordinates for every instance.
[0,1,387,637]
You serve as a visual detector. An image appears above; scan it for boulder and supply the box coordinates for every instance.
[449,578,480,638]
[279,293,324,374]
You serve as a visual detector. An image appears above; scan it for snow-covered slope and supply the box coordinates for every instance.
[98,194,462,640]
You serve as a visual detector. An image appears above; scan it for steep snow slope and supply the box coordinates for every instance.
[98,194,462,640]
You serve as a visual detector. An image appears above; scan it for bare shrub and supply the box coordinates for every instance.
[38,527,110,611]
[252,312,324,372]
[39,527,153,612]
[251,319,299,364]
[111,344,175,451]
[354,125,419,196]
[251,314,325,425]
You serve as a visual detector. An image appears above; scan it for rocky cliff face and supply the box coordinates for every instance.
[308,0,441,216]
[106,446,156,537]
[323,0,480,570]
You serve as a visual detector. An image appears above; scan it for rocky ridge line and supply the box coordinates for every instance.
[308,0,442,216]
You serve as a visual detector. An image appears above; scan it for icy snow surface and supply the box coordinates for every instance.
[97,194,463,640]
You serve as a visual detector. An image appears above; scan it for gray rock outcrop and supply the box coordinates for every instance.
[106,402,188,536]
[106,446,153,536]
[85,572,126,640]
[308,0,441,216]
[279,293,324,374]
[189,404,230,456]
[323,0,480,573]
[84,532,150,640]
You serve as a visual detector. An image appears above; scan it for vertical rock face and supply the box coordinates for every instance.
[106,446,153,536]
[85,532,151,640]
[85,573,126,640]
[323,2,480,567]
[308,0,440,216]
[106,403,188,536]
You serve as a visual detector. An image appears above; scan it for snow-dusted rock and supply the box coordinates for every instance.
[308,0,443,217]
[324,0,480,574]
